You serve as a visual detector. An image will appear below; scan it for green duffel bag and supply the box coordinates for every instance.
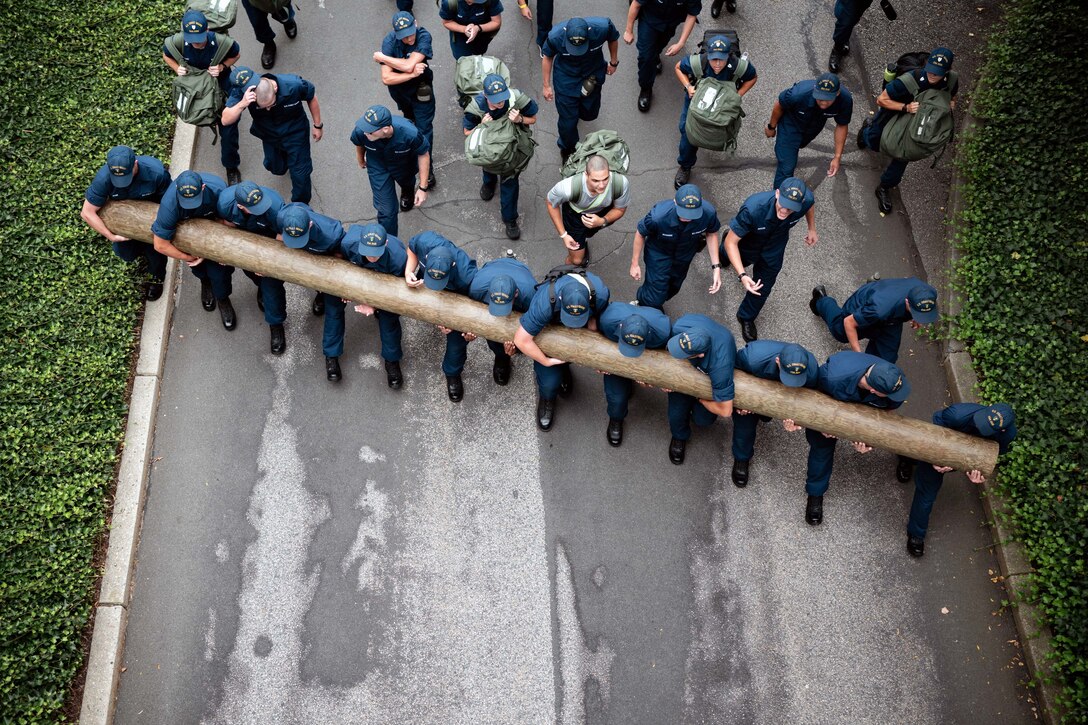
[464,92,537,177]
[684,76,745,153]
[879,73,957,163]
[454,55,510,109]
[559,129,630,177]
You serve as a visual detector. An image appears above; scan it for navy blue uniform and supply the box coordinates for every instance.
[408,232,478,376]
[217,183,288,324]
[773,79,853,188]
[163,34,241,170]
[439,0,504,59]
[467,257,537,362]
[832,0,873,49]
[381,25,436,153]
[598,303,672,419]
[241,0,295,44]
[909,404,1016,539]
[541,18,620,153]
[667,313,736,440]
[723,188,814,322]
[151,173,235,301]
[276,204,346,357]
[86,155,172,282]
[242,73,317,203]
[732,340,818,461]
[814,277,926,363]
[351,117,429,237]
[807,351,905,496]
[632,0,700,92]
[677,52,756,168]
[340,229,408,363]
[463,91,540,223]
[520,272,610,400]
[634,198,720,309]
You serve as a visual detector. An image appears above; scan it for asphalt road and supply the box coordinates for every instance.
[115,1,1035,723]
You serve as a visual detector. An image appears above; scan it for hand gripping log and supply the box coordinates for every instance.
[101,200,998,475]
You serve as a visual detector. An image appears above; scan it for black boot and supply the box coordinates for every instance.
[493,355,511,385]
[201,279,216,311]
[537,397,555,431]
[810,285,827,315]
[385,360,403,389]
[446,374,464,402]
[270,324,286,355]
[638,87,652,113]
[669,437,686,465]
[219,297,236,330]
[261,41,277,70]
[806,495,824,526]
[907,535,925,557]
[312,292,325,316]
[732,459,750,487]
[326,356,342,382]
[875,185,893,214]
[607,418,623,447]
[828,44,845,73]
[673,166,691,190]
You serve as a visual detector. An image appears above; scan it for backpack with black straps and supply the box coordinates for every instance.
[881,51,929,89]
[535,264,598,309]
[186,0,239,32]
[454,54,510,109]
[464,91,537,176]
[164,33,235,127]
[878,71,958,164]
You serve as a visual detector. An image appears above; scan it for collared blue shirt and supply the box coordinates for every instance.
[598,302,671,348]
[86,156,172,207]
[246,73,315,140]
[151,172,226,240]
[467,258,537,312]
[381,25,434,90]
[933,404,1016,455]
[162,33,240,70]
[778,79,853,141]
[216,183,285,237]
[672,313,736,402]
[350,116,429,168]
[736,340,818,388]
[634,0,701,30]
[728,189,814,246]
[638,199,721,257]
[463,92,540,130]
[520,271,610,335]
[541,18,620,92]
[407,231,478,293]
[679,52,757,86]
[439,0,504,25]
[886,69,958,104]
[817,351,904,410]
[841,277,926,328]
[342,232,409,276]
[276,203,345,255]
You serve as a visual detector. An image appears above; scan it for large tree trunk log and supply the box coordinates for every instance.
[101,200,998,474]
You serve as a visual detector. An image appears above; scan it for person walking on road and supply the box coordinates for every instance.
[621,0,700,113]
[665,313,736,465]
[350,104,431,238]
[240,0,297,70]
[597,302,672,447]
[766,72,853,190]
[375,10,437,173]
[545,155,629,267]
[439,0,504,60]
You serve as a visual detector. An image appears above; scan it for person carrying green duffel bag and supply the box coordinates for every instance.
[454,54,510,109]
[858,46,958,215]
[464,74,539,240]
[240,0,297,70]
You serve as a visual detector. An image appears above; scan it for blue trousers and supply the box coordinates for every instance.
[441,330,471,376]
[367,163,416,237]
[482,170,521,222]
[243,270,287,325]
[241,0,295,44]
[814,294,904,363]
[772,124,820,190]
[603,374,633,420]
[805,427,838,496]
[635,242,698,309]
[907,463,945,538]
[636,20,677,91]
[731,411,770,461]
[396,0,413,9]
[449,31,494,60]
[486,339,509,360]
[832,0,874,48]
[676,98,700,168]
[667,391,718,440]
[390,88,436,159]
[733,238,788,322]
[555,88,603,154]
[533,361,569,400]
[535,0,553,47]
[113,240,168,282]
[861,118,909,188]
[219,120,240,170]
[189,260,235,300]
[260,133,312,203]
[325,300,404,360]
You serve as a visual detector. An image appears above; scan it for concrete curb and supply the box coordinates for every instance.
[941,112,1062,725]
[78,120,197,725]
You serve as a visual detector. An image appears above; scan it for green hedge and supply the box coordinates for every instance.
[0,1,177,720]
[953,0,1088,719]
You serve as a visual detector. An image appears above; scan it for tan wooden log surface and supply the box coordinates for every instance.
[101,200,998,475]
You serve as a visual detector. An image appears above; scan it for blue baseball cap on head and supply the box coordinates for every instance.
[423,246,454,291]
[280,204,311,248]
[867,361,911,402]
[674,184,703,221]
[483,73,511,104]
[706,36,731,61]
[558,281,591,327]
[925,47,954,77]
[668,328,711,358]
[235,181,272,215]
[106,145,136,188]
[181,9,209,44]
[175,171,204,210]
[907,283,939,324]
[973,403,1014,436]
[230,65,256,91]
[617,314,651,358]
[778,177,807,212]
[356,105,393,134]
[355,223,388,256]
[392,11,416,39]
[813,72,840,101]
[487,275,516,316]
[777,343,811,388]
[565,18,590,56]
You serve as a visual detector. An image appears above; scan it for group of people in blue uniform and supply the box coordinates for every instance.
[80,0,1015,559]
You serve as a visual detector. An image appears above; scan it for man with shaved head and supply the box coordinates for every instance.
[545,154,629,266]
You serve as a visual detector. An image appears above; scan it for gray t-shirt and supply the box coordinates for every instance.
[547,172,631,214]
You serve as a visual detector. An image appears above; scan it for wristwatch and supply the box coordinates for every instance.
[711,263,721,269]
[609,60,619,68]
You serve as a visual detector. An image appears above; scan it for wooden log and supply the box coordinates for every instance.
[100,200,999,475]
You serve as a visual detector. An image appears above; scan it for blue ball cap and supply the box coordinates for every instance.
[483,73,510,104]
[674,183,703,221]
[706,35,731,61]
[487,275,516,316]
[358,223,389,255]
[564,18,590,56]
[106,145,136,188]
[777,177,808,213]
[230,65,256,91]
[907,283,939,324]
[867,361,911,402]
[667,328,711,359]
[423,246,454,291]
[235,181,272,215]
[175,170,204,210]
[617,314,651,358]
[356,105,393,134]
[813,72,840,102]
[925,47,954,77]
[973,403,1014,437]
[181,9,209,44]
[392,11,416,40]
[279,203,311,248]
[777,343,812,388]
[557,281,591,327]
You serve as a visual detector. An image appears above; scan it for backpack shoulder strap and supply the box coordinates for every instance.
[510,89,532,113]
[946,70,960,96]
[210,33,235,66]
[610,172,627,202]
[897,71,921,96]
[732,56,749,84]
[164,34,186,64]
[687,53,703,81]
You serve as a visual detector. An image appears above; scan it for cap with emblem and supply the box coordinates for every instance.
[106,145,136,188]
[777,177,808,213]
[924,47,954,77]
[280,204,312,248]
[706,36,731,61]
[175,170,205,210]
[973,403,1014,436]
[423,246,454,291]
[487,275,516,316]
[392,11,416,40]
[867,361,911,402]
[778,343,811,388]
[230,65,256,91]
[355,105,394,134]
[483,73,511,104]
[667,328,711,359]
[564,18,590,56]
[812,72,840,102]
[907,283,939,324]
[235,181,272,215]
[558,281,592,327]
[181,9,209,44]
[617,314,651,358]
[674,183,703,221]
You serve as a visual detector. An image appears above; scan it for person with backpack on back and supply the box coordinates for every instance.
[163,10,242,185]
[765,72,853,190]
[545,155,630,267]
[621,0,700,113]
[240,0,297,70]
[439,0,504,60]
[859,47,957,215]
[673,34,757,189]
[464,74,538,240]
